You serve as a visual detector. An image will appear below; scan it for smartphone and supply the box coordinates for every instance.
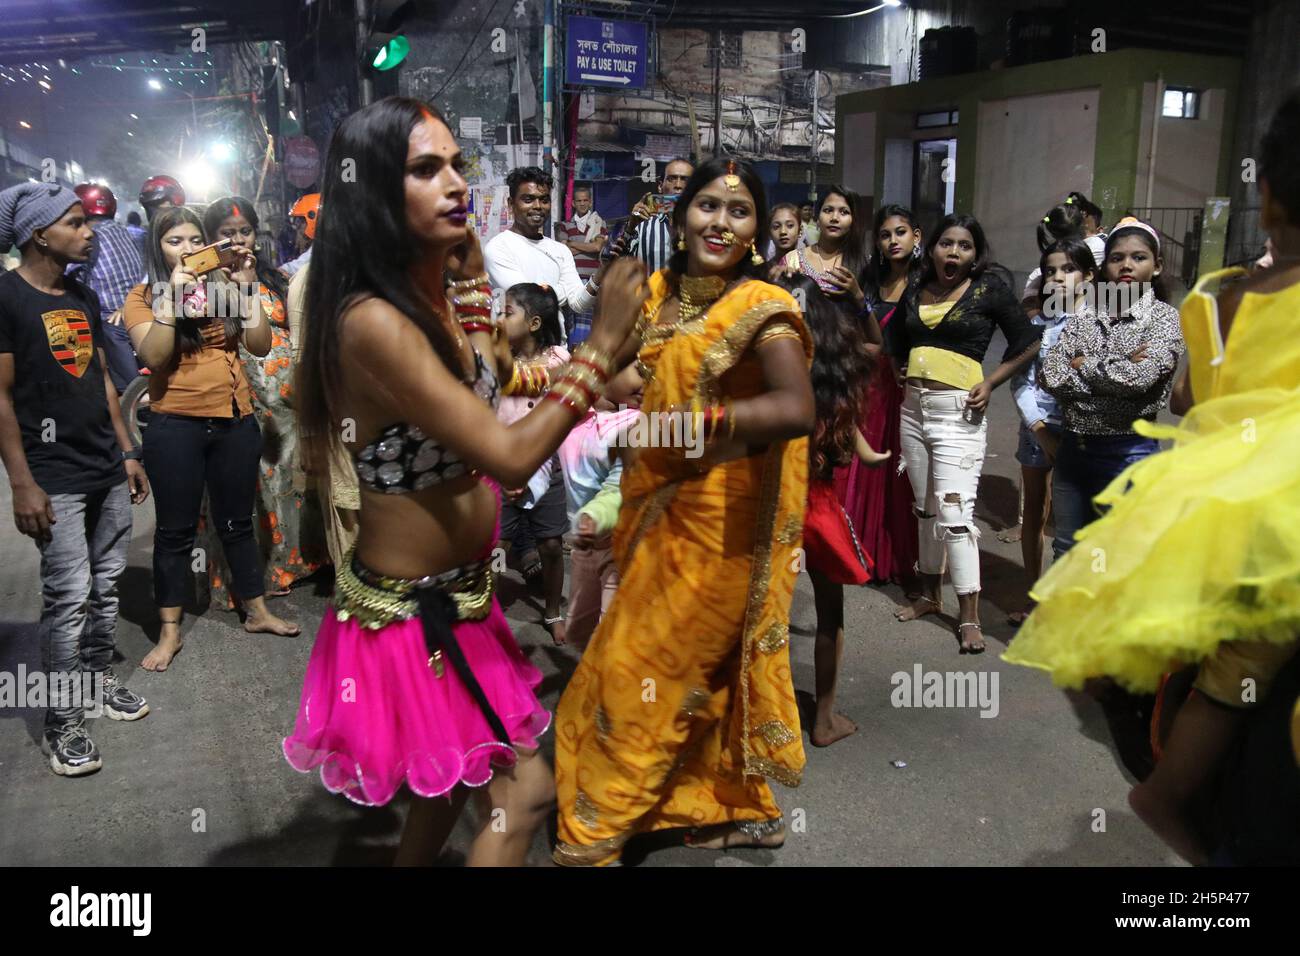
[181,237,245,276]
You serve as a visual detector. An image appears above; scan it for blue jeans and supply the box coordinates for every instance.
[37,483,134,728]
[1051,431,1158,559]
[100,320,141,394]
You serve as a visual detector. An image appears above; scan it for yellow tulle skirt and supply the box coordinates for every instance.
[1003,387,1300,693]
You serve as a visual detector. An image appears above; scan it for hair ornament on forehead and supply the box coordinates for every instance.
[723,159,740,193]
[1112,216,1161,252]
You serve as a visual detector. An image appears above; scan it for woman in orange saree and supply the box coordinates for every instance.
[553,158,816,866]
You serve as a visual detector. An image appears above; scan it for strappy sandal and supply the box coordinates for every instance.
[958,622,986,654]
[684,818,786,850]
[543,615,566,646]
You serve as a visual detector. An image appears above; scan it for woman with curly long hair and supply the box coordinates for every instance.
[780,274,887,746]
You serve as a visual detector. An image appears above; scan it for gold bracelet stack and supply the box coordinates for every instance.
[544,341,615,419]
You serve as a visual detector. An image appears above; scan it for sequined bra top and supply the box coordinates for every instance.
[354,348,500,494]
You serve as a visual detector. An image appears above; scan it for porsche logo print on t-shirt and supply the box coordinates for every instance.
[42,308,94,378]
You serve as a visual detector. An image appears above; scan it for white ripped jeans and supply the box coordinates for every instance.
[898,384,987,594]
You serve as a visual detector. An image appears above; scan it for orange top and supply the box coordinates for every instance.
[122,283,254,417]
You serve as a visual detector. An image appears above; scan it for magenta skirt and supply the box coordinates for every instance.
[282,484,551,806]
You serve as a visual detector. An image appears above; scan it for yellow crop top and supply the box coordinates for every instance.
[906,301,984,389]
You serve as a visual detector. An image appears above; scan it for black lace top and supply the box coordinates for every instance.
[885,271,1040,366]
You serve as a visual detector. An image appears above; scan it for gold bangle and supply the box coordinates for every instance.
[501,363,522,395]
[571,342,614,380]
[559,363,601,392]
[447,274,490,294]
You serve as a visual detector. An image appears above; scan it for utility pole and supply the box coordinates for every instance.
[809,69,820,201]
[712,29,723,157]
[355,0,373,108]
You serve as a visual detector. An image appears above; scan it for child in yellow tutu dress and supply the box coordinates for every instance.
[1005,90,1300,864]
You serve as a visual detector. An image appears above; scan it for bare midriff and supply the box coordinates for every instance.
[352,473,497,580]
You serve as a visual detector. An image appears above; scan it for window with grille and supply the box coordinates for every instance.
[710,30,742,69]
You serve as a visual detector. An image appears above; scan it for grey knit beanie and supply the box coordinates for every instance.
[0,182,81,252]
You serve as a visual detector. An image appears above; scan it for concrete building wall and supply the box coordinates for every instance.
[841,111,877,200]
[1134,84,1228,209]
[974,88,1100,273]
[836,47,1241,273]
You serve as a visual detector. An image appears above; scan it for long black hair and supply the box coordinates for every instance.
[865,203,923,296]
[816,185,869,282]
[142,205,240,355]
[667,156,769,280]
[202,196,288,303]
[297,96,463,461]
[917,213,991,288]
[778,274,872,479]
[506,282,564,351]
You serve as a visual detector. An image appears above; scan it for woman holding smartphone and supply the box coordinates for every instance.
[123,206,299,672]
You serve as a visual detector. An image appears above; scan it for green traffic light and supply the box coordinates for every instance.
[371,35,410,71]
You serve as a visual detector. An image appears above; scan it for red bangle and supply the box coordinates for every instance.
[459,321,492,334]
[560,375,598,407]
[543,389,585,418]
[570,355,611,382]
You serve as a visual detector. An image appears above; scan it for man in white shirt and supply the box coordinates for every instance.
[484,167,599,320]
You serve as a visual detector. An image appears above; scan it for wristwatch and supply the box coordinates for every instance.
[123,448,142,461]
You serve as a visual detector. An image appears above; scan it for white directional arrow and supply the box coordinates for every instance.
[580,74,632,84]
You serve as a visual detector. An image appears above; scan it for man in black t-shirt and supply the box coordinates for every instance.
[0,183,152,777]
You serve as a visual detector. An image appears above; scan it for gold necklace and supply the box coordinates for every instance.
[676,274,727,325]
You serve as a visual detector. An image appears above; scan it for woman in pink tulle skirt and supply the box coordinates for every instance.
[285,98,644,865]
[833,204,922,587]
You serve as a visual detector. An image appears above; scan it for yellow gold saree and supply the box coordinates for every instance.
[553,271,812,866]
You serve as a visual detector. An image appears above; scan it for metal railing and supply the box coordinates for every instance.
[1125,206,1203,286]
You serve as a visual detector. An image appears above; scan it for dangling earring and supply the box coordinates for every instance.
[911,244,922,260]
[750,241,764,266]
[676,232,686,251]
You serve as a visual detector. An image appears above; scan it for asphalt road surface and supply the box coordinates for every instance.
[0,343,1179,867]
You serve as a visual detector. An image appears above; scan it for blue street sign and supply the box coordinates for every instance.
[565,15,648,90]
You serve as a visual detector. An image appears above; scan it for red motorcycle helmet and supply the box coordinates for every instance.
[74,183,117,219]
[138,175,186,209]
